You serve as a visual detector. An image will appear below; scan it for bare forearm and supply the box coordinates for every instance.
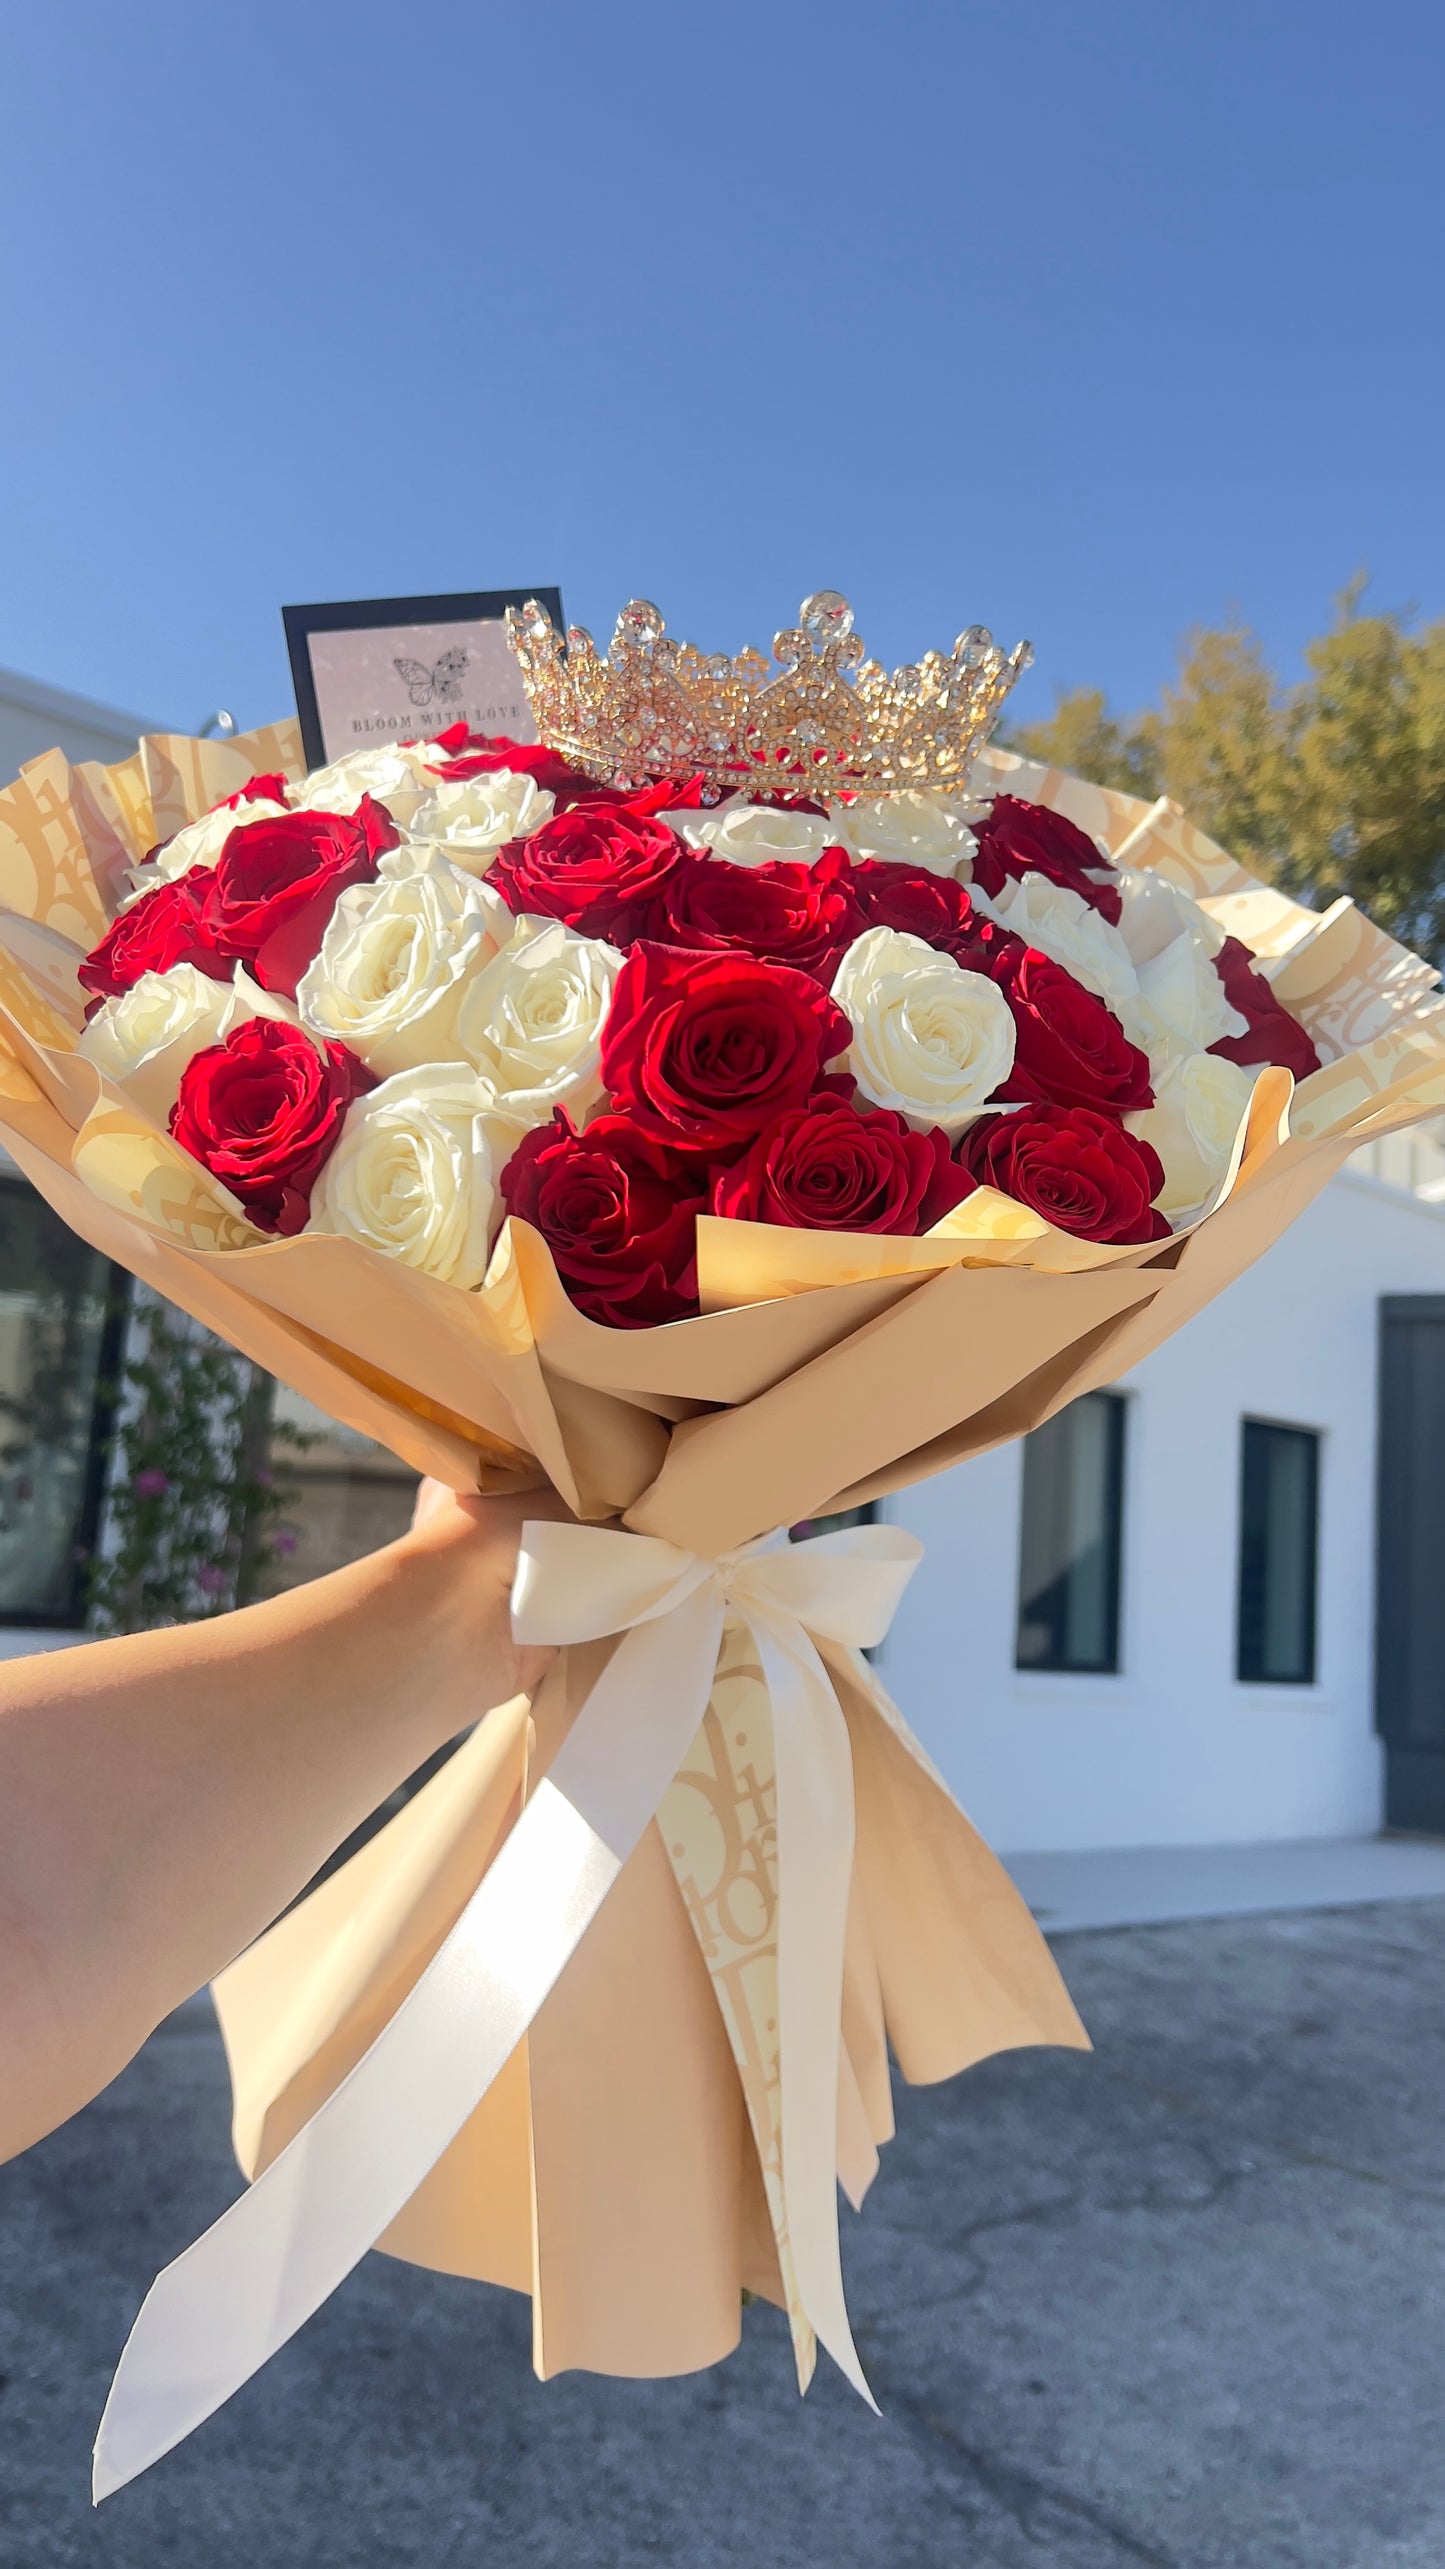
[0,1497,546,2161]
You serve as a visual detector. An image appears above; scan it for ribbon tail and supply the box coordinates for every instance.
[747,1610,877,2414]
[93,1584,726,2502]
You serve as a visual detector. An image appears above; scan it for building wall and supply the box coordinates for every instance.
[879,1169,1445,1856]
[0,664,155,786]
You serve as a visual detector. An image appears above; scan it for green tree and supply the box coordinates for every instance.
[1152,622,1294,875]
[87,1292,312,1634]
[1006,687,1162,800]
[1007,587,1445,967]
[1284,596,1445,962]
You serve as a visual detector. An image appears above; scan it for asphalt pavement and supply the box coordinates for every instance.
[4,1897,1445,2569]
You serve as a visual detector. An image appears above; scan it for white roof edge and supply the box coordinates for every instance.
[1335,1162,1445,1225]
[0,662,161,741]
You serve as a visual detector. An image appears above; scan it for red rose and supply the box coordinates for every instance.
[970,796,1123,926]
[78,875,228,1005]
[845,857,984,962]
[207,796,398,998]
[608,773,712,816]
[489,803,689,943]
[660,848,863,981]
[500,1110,704,1328]
[169,1019,372,1236]
[221,772,291,809]
[961,1104,1168,1244]
[988,944,1153,1114]
[711,1096,973,1234]
[425,731,603,802]
[601,944,850,1155]
[1209,937,1321,1080]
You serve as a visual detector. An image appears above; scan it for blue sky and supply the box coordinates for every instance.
[2,0,1440,738]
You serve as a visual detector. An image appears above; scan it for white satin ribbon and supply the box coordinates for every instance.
[93,1519,922,2501]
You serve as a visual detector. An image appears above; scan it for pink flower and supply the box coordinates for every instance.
[133,1467,170,1499]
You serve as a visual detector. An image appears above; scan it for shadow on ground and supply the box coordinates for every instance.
[4,1898,1445,2569]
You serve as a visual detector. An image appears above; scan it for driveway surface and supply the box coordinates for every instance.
[3,1898,1445,2568]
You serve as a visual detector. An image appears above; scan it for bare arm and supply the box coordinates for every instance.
[0,1485,557,2164]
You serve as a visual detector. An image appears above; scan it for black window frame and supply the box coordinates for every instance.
[0,1177,131,1630]
[1014,1389,1127,1677]
[1235,1416,1320,1687]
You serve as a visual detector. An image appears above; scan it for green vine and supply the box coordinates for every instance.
[86,1289,313,1635]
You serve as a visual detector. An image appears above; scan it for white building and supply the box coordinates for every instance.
[0,662,156,784]
[2,664,1443,1854]
[883,1140,1445,1853]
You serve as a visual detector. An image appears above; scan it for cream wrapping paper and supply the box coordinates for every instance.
[95,1523,926,2492]
[2,721,1443,2481]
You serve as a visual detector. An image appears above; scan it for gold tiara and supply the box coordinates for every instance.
[505,591,1032,802]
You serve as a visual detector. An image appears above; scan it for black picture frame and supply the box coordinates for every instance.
[282,586,564,771]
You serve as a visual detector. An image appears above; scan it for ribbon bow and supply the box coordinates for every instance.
[94,1519,923,2499]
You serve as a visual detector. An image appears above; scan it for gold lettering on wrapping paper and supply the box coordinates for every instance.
[657,1616,817,2388]
[137,725,305,848]
[0,754,114,949]
[0,949,78,1052]
[73,1114,263,1253]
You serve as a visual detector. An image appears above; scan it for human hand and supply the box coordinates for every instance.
[404,1477,573,1702]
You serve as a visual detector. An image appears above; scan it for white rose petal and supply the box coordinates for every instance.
[682,802,840,866]
[306,1065,502,1290]
[830,790,975,877]
[119,797,289,908]
[76,962,298,1123]
[1126,1051,1256,1225]
[457,918,620,1134]
[292,742,437,829]
[831,926,1016,1136]
[296,845,512,1078]
[1114,866,1225,968]
[1134,924,1249,1069]
[406,769,555,876]
[973,872,1140,1019]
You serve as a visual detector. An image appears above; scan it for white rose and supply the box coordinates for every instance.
[1115,866,1224,968]
[1133,922,1249,1068]
[119,796,290,907]
[831,926,1016,1135]
[292,742,435,828]
[972,872,1140,1019]
[682,802,840,866]
[296,846,511,1078]
[457,919,620,1133]
[76,963,297,1122]
[306,1065,502,1290]
[830,790,974,877]
[1126,1052,1256,1224]
[406,770,555,876]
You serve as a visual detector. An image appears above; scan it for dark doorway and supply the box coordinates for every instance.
[1376,1297,1445,1832]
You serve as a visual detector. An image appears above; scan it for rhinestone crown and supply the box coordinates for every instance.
[505,591,1033,802]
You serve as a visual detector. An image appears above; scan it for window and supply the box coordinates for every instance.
[1015,1391,1126,1673]
[790,1503,877,1541]
[0,1181,128,1625]
[1237,1420,1319,1684]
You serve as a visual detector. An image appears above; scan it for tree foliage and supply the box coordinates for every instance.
[87,1291,310,1634]
[1007,587,1445,965]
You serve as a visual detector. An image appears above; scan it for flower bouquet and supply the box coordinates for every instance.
[1,591,1442,2495]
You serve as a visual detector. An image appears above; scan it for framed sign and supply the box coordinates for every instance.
[282,586,564,771]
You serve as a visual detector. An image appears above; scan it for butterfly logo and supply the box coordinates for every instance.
[393,645,469,710]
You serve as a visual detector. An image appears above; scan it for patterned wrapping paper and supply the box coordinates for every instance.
[3,720,1444,2386]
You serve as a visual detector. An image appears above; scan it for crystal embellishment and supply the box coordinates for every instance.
[505,594,1033,802]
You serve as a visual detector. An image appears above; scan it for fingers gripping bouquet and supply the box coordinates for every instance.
[2,593,1443,2492]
